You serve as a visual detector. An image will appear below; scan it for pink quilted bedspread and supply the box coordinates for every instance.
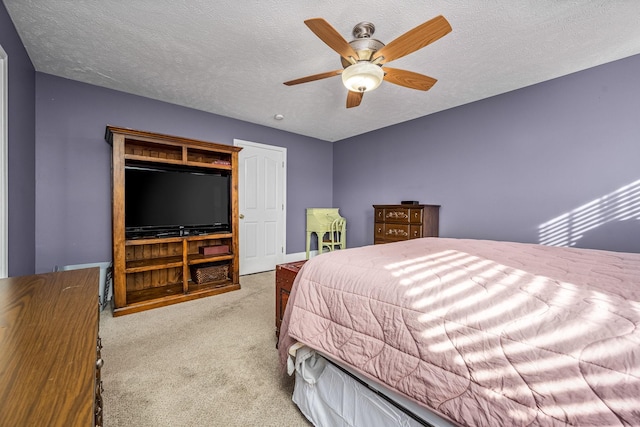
[279,238,640,426]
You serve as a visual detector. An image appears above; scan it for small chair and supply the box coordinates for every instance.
[322,218,346,252]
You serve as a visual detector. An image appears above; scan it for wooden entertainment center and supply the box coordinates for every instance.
[106,126,242,316]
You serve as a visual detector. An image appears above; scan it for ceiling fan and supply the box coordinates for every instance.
[284,15,452,108]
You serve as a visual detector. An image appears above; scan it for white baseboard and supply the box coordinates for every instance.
[240,252,316,276]
[281,251,313,263]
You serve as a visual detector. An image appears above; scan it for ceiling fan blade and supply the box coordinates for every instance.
[373,15,451,64]
[346,91,363,108]
[305,18,359,61]
[283,70,342,86]
[383,67,437,91]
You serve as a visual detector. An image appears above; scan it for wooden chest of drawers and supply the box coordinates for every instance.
[0,268,102,426]
[275,260,307,339]
[374,204,440,244]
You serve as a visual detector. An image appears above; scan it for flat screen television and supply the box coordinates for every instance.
[125,164,230,239]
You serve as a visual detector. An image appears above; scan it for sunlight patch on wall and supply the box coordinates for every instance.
[538,180,640,247]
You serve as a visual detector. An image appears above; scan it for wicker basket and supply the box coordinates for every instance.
[191,262,229,284]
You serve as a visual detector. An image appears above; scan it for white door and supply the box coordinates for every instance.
[234,139,286,275]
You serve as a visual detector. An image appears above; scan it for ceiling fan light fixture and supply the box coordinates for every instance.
[341,62,384,93]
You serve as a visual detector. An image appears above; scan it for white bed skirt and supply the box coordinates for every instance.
[291,349,457,427]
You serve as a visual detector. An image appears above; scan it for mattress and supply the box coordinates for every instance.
[279,238,640,426]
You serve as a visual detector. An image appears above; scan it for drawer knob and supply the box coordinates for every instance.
[96,358,104,369]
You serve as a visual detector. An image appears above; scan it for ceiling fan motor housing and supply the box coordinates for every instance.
[340,21,386,67]
[341,38,385,66]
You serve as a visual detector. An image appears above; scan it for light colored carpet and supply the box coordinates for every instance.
[100,271,311,426]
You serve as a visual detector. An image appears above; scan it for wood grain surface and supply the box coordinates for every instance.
[0,268,99,426]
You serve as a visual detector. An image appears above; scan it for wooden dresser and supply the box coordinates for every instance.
[374,204,440,244]
[0,268,103,427]
[275,260,307,340]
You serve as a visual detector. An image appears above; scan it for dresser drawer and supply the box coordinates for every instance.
[408,209,424,224]
[375,223,424,242]
[374,222,385,241]
[380,207,411,223]
[385,224,409,241]
[377,207,426,224]
[409,224,423,239]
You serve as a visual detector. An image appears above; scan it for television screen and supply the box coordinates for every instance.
[125,165,230,237]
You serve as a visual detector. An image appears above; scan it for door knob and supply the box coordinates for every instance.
[239,214,245,219]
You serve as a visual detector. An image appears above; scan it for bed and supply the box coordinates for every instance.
[278,238,640,426]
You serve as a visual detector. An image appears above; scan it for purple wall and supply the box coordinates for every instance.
[1,2,36,276]
[334,54,640,253]
[34,74,332,273]
[7,0,640,275]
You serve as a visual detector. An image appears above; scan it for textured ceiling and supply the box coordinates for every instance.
[4,1,640,142]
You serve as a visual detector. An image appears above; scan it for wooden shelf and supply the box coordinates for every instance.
[106,126,242,316]
[126,236,184,246]
[124,154,233,171]
[125,233,232,246]
[125,256,183,273]
[124,154,185,166]
[188,253,233,265]
[115,282,241,316]
[185,233,233,241]
[126,282,185,305]
[124,139,182,160]
[188,279,235,293]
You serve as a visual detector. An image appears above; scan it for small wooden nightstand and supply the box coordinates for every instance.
[275,260,307,339]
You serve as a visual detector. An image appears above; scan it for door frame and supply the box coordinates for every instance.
[233,139,287,274]
[0,45,8,278]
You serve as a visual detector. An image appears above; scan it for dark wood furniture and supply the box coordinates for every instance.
[106,126,242,316]
[276,260,307,339]
[0,268,102,427]
[374,204,440,244]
